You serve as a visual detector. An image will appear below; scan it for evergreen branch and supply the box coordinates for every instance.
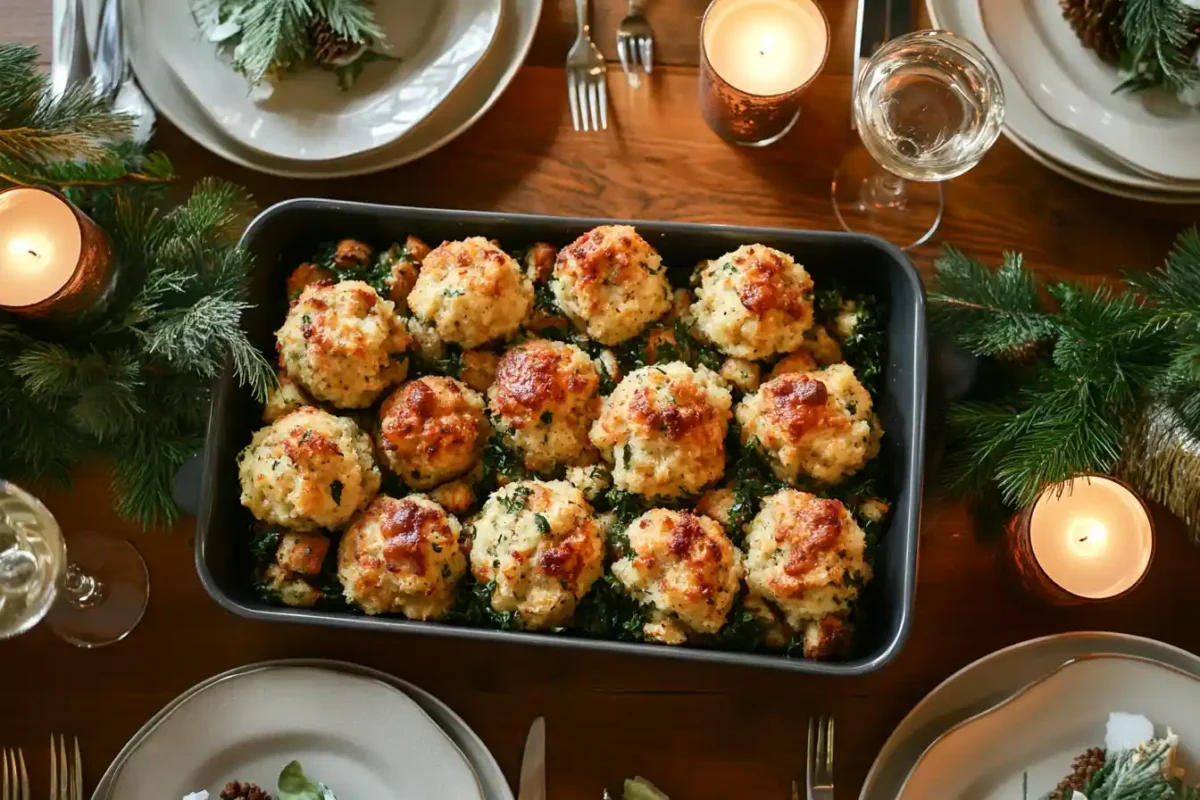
[1119,0,1200,94]
[929,245,1060,357]
[312,0,386,44]
[110,428,203,528]
[230,0,314,85]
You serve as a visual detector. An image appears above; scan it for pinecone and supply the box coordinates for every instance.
[310,17,361,65]
[1052,747,1106,797]
[1060,0,1126,65]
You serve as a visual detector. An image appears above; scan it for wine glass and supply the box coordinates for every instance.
[0,480,148,647]
[832,30,1005,250]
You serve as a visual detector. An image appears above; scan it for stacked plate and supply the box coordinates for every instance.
[92,660,515,800]
[58,0,542,178]
[928,0,1200,204]
[861,633,1200,799]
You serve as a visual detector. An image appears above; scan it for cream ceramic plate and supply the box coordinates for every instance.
[861,632,1200,799]
[109,666,482,799]
[126,0,540,177]
[926,0,1200,194]
[899,654,1200,798]
[144,0,503,161]
[979,0,1200,182]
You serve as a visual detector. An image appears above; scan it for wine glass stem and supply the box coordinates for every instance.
[865,171,908,211]
[63,562,105,608]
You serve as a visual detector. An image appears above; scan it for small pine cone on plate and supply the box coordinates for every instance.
[1059,0,1126,65]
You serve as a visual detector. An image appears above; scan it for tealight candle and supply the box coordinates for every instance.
[1003,476,1154,605]
[699,0,829,145]
[0,187,117,322]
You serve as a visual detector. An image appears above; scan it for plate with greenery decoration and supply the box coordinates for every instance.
[144,0,503,161]
[898,654,1200,799]
[980,0,1200,182]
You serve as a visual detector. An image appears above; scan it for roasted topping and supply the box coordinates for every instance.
[334,238,372,268]
[781,497,845,579]
[629,385,709,441]
[276,531,331,576]
[734,246,812,316]
[558,226,648,297]
[282,424,342,466]
[667,512,709,558]
[538,523,598,586]
[493,343,569,411]
[380,497,449,575]
[765,374,838,439]
[524,241,558,282]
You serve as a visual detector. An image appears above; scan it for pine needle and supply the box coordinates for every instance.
[1119,0,1200,94]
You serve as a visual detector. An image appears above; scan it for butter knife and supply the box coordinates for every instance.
[518,717,546,800]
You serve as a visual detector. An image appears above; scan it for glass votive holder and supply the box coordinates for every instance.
[699,0,830,146]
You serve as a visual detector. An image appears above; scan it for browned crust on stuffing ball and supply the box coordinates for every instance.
[404,234,431,263]
[555,227,651,312]
[376,496,453,576]
[277,532,330,575]
[537,519,602,589]
[765,497,848,596]
[734,246,813,316]
[378,377,485,475]
[803,616,853,659]
[491,342,597,426]
[629,383,713,441]
[763,374,844,440]
[281,422,343,466]
[524,242,558,282]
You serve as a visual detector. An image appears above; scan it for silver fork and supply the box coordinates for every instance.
[1,748,29,800]
[49,736,82,800]
[566,0,608,131]
[805,715,834,800]
[616,0,654,88]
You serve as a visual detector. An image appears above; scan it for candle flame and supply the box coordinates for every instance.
[1065,517,1109,558]
[8,237,43,260]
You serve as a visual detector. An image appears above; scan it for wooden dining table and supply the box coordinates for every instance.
[6,0,1200,796]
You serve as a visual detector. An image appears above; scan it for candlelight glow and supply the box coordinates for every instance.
[0,189,81,308]
[702,0,827,96]
[1065,518,1109,558]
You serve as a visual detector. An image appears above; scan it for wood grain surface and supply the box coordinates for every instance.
[4,2,1200,798]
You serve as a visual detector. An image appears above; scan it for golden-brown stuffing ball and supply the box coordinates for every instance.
[337,494,467,619]
[407,237,533,348]
[743,490,871,630]
[487,340,602,473]
[276,280,410,409]
[469,480,605,630]
[589,362,732,500]
[611,509,743,644]
[377,376,487,490]
[735,364,881,485]
[238,407,380,530]
[286,262,334,301]
[460,349,501,393]
[550,225,672,345]
[262,372,314,423]
[691,244,814,360]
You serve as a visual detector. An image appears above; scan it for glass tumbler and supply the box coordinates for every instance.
[832,30,1005,249]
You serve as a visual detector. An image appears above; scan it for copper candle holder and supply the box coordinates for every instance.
[699,0,830,146]
[0,187,120,324]
[1001,475,1155,606]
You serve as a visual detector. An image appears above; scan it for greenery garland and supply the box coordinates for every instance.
[930,229,1200,510]
[0,43,273,527]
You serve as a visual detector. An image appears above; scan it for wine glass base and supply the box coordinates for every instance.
[46,532,148,648]
[831,145,944,250]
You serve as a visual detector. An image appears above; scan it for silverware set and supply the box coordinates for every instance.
[1,737,82,800]
[565,0,657,131]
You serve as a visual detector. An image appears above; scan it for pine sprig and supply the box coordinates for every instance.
[1118,0,1200,94]
[0,45,273,527]
[932,232,1200,508]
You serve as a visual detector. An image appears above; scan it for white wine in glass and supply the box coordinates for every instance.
[0,480,149,646]
[833,30,1005,249]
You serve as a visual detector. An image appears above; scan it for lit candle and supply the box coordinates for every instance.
[0,187,117,322]
[1003,476,1155,604]
[699,0,829,145]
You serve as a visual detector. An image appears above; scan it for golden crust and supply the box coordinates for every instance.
[377,376,487,490]
[337,494,466,619]
[550,225,671,345]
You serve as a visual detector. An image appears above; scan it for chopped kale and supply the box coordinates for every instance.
[534,513,551,534]
[572,574,647,641]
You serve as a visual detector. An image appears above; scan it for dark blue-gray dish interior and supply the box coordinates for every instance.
[197,199,927,675]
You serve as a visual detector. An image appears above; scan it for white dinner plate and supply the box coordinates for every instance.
[861,632,1200,799]
[899,654,1200,798]
[109,666,482,800]
[145,0,503,161]
[926,0,1200,194]
[979,0,1200,182]
[126,0,542,178]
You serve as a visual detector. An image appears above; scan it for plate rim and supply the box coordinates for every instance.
[126,0,544,178]
[860,632,1200,799]
[108,664,483,800]
[897,652,1200,796]
[147,0,506,162]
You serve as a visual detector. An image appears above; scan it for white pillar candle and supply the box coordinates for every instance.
[1029,476,1154,599]
[0,188,84,309]
[702,0,828,96]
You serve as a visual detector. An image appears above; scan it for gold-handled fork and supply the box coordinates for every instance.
[1,748,29,800]
[49,736,82,800]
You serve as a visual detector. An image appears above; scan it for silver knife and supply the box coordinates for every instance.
[851,0,913,129]
[518,717,546,800]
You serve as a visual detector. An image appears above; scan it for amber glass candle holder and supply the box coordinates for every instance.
[0,187,120,325]
[699,0,830,146]
[1001,475,1155,606]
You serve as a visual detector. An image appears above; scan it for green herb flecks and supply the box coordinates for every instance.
[330,479,344,505]
[499,485,533,514]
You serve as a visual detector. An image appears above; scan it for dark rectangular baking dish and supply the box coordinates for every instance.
[197,199,927,675]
